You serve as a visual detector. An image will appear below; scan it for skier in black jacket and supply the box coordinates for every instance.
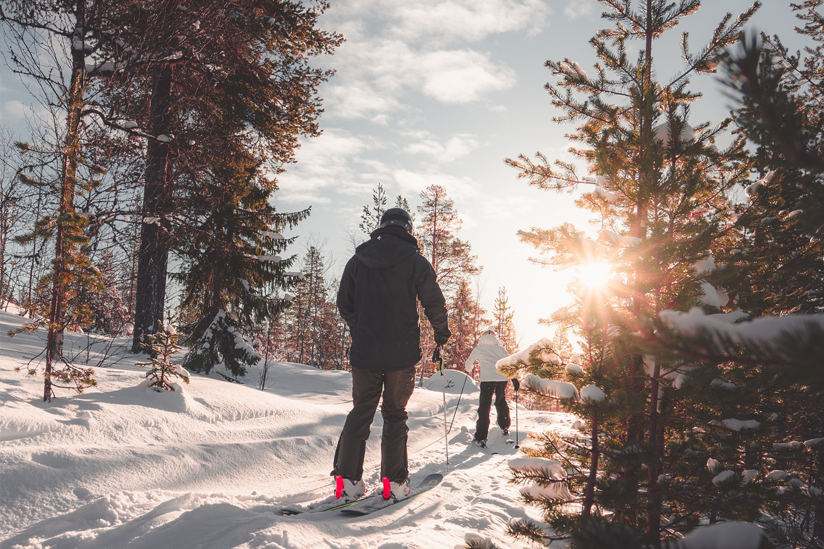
[332,208,450,503]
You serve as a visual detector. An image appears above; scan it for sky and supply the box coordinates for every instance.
[272,0,803,346]
[0,0,806,348]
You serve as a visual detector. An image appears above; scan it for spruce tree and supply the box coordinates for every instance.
[492,286,518,352]
[448,279,485,369]
[136,320,189,391]
[359,182,388,235]
[505,0,759,543]
[109,0,343,352]
[282,244,338,368]
[416,184,481,380]
[177,149,306,378]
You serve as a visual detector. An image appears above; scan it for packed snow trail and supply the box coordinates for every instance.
[0,311,579,549]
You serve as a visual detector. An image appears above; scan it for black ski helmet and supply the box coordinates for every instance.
[379,208,413,234]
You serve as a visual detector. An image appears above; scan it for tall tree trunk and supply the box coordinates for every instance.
[45,2,87,401]
[582,412,600,516]
[132,63,173,353]
[646,365,662,542]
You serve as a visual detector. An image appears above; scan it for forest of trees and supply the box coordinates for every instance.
[0,0,508,396]
[0,0,343,399]
[2,0,823,547]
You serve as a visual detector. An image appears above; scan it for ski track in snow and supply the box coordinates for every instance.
[0,311,575,549]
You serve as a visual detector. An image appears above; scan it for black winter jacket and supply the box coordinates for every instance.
[337,226,450,371]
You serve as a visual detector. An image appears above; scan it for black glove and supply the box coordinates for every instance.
[435,332,450,346]
[511,378,520,392]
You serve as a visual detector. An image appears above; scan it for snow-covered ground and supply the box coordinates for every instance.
[0,310,575,549]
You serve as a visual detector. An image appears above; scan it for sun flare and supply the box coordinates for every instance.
[578,262,612,288]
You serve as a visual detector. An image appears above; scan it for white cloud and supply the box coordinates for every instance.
[391,0,550,43]
[324,83,401,120]
[323,0,550,43]
[3,100,34,121]
[393,169,478,200]
[326,41,516,118]
[418,49,516,103]
[277,129,389,203]
[458,211,478,231]
[319,0,541,120]
[404,133,480,162]
[564,0,595,20]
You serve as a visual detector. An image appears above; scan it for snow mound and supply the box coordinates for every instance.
[421,369,479,394]
[680,521,765,549]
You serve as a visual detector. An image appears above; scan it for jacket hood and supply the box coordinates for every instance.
[478,333,501,346]
[355,226,419,269]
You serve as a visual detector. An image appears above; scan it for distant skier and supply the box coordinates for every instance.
[333,208,451,503]
[464,330,513,448]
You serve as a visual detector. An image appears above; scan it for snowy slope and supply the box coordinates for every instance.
[0,311,577,549]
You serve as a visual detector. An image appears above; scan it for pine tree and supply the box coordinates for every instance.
[113,0,343,352]
[448,278,484,370]
[714,4,824,317]
[282,244,336,368]
[646,310,824,546]
[416,184,481,380]
[177,150,306,379]
[1,0,117,400]
[359,182,388,235]
[708,4,824,542]
[136,320,189,391]
[505,0,760,543]
[492,286,518,353]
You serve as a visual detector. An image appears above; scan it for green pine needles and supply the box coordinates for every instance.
[137,321,189,392]
[176,150,307,378]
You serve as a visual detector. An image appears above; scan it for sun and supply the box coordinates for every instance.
[578,262,612,288]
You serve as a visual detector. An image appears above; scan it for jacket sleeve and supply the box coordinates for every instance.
[464,347,481,371]
[336,256,358,328]
[415,256,451,345]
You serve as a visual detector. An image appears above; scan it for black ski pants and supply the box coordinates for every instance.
[332,366,416,483]
[475,381,510,441]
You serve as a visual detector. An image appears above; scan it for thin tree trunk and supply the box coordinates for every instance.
[813,448,824,540]
[582,412,600,516]
[646,364,662,542]
[45,2,87,401]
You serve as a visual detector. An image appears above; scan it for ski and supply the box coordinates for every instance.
[279,493,371,516]
[338,473,443,517]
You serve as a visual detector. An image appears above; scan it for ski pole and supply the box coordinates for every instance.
[512,377,521,449]
[435,346,449,472]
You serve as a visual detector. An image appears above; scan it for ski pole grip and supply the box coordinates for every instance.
[511,378,520,392]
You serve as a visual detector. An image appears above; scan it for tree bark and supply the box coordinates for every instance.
[132,62,173,353]
[582,412,600,516]
[646,364,662,542]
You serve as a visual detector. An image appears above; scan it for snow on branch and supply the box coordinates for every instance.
[524,374,579,400]
[496,338,559,374]
[651,308,824,389]
[659,307,824,350]
[599,229,640,247]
